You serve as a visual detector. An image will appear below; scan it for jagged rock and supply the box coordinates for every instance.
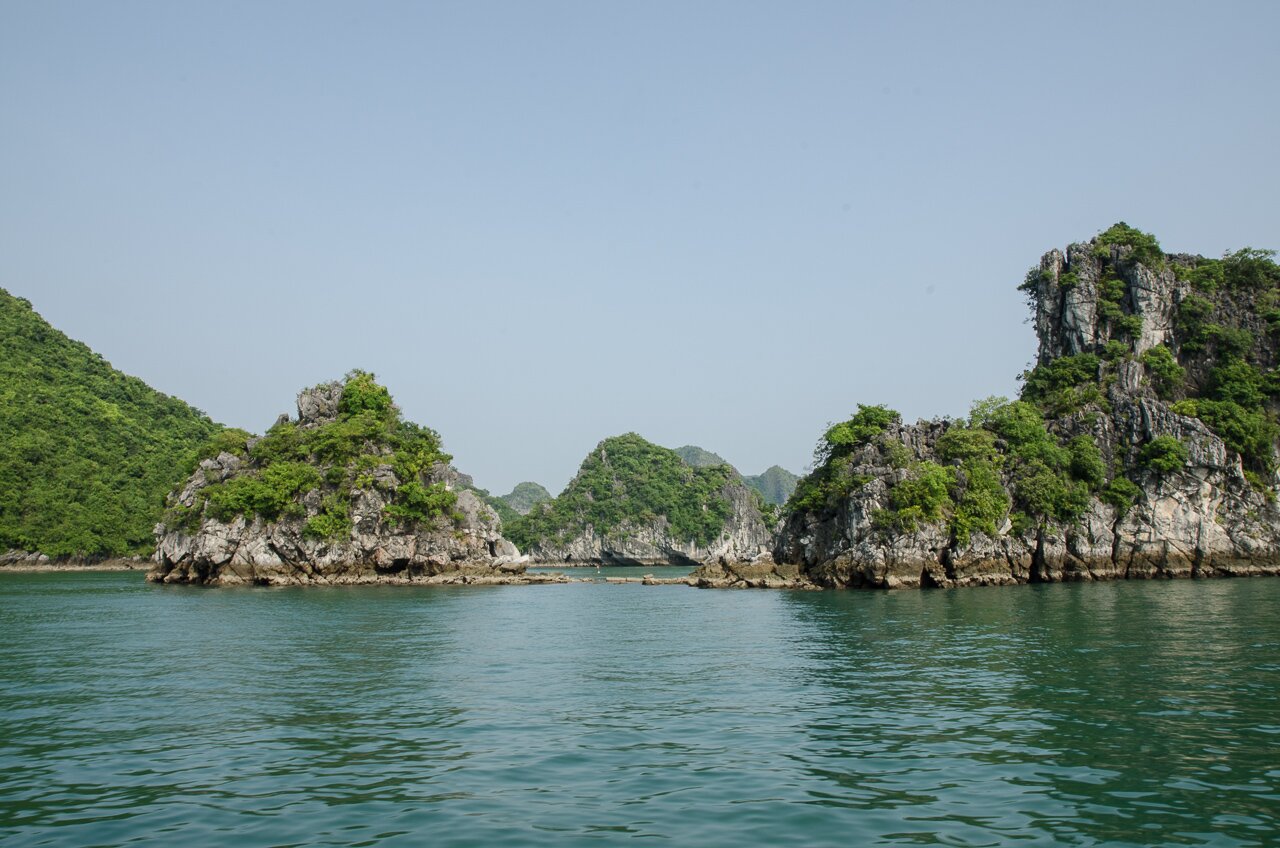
[524,475,773,566]
[296,382,343,426]
[773,229,1280,590]
[149,373,531,587]
[515,434,774,567]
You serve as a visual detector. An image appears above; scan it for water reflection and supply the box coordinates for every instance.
[780,581,1280,845]
[1,572,1277,846]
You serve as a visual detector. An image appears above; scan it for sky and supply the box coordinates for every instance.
[2,1,1278,495]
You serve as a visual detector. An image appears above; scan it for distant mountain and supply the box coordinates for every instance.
[0,288,222,557]
[506,434,770,564]
[673,445,730,468]
[500,481,551,515]
[675,445,797,506]
[743,466,800,506]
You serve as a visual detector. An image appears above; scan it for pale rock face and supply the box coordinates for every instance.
[296,382,343,426]
[150,454,527,586]
[757,236,1280,591]
[525,477,773,566]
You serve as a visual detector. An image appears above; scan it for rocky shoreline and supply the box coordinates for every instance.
[1,550,148,571]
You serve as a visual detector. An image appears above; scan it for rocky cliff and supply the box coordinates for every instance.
[748,224,1280,590]
[507,434,773,565]
[149,372,535,586]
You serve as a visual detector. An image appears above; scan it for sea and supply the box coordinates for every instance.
[1,568,1277,846]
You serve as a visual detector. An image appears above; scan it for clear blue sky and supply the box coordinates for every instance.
[3,1,1277,494]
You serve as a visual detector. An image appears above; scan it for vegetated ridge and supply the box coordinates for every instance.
[507,433,773,565]
[674,445,799,505]
[698,224,1280,589]
[0,289,221,562]
[149,372,554,586]
[500,482,552,515]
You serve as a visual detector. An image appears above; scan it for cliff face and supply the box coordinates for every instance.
[149,373,526,586]
[508,434,773,566]
[765,226,1280,590]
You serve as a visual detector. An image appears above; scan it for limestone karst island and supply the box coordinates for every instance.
[4,224,1280,591]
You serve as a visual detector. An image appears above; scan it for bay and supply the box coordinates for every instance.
[1,570,1278,846]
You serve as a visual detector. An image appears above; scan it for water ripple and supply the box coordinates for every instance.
[1,572,1278,846]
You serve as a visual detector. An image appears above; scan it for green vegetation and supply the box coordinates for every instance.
[178,371,457,538]
[786,405,900,513]
[506,434,736,550]
[1020,353,1105,416]
[1095,222,1164,268]
[1100,476,1142,514]
[743,465,800,506]
[785,227,1280,549]
[1166,263,1280,472]
[0,289,222,556]
[1139,436,1190,475]
[676,445,798,505]
[1019,231,1280,476]
[1141,345,1185,399]
[864,398,1116,543]
[500,481,552,515]
[673,445,730,468]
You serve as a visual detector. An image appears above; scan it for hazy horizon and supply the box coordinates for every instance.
[4,1,1278,493]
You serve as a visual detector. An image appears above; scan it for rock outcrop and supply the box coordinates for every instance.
[767,225,1280,590]
[508,434,774,566]
[149,373,532,586]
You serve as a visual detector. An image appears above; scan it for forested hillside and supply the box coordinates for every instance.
[0,290,222,557]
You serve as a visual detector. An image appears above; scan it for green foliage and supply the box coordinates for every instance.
[1192,400,1278,472]
[1011,460,1090,523]
[185,373,456,531]
[0,289,223,556]
[1141,345,1185,400]
[303,493,353,540]
[743,466,800,506]
[194,429,252,465]
[205,462,320,522]
[885,462,953,529]
[1221,248,1280,291]
[337,370,394,420]
[936,425,1000,464]
[981,400,1092,524]
[818,405,900,463]
[506,434,735,549]
[1100,340,1130,362]
[1018,267,1054,293]
[787,406,900,514]
[673,445,730,468]
[1139,436,1190,475]
[1209,360,1265,408]
[1115,314,1144,338]
[384,481,457,526]
[1176,294,1216,353]
[1100,476,1142,513]
[1067,435,1106,489]
[949,457,1010,547]
[1187,258,1224,292]
[1095,222,1164,268]
[498,481,552,515]
[1020,354,1104,415]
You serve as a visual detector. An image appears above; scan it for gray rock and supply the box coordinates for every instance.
[773,233,1280,590]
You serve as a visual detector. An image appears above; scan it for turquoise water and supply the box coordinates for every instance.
[1,571,1278,847]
